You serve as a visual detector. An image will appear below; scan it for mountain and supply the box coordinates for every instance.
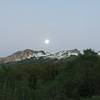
[0,49,80,63]
[0,49,100,100]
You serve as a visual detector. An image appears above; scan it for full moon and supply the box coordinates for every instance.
[44,39,50,44]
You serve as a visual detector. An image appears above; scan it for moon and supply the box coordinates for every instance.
[44,39,50,44]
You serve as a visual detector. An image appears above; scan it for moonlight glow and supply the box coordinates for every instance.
[44,39,50,44]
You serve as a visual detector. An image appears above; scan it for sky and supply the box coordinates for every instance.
[0,0,100,56]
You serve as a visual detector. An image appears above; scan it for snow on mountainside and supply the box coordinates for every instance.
[53,49,80,59]
[98,51,100,56]
[0,49,80,63]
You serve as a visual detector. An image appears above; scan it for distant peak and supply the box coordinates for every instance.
[0,49,81,64]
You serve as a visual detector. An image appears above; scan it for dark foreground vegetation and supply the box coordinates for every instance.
[0,49,100,100]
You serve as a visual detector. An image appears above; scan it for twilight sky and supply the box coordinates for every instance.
[0,0,100,56]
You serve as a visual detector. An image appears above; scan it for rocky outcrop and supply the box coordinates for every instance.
[0,49,34,63]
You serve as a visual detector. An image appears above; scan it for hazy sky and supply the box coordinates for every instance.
[0,0,100,56]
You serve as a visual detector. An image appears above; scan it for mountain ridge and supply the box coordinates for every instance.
[0,49,80,63]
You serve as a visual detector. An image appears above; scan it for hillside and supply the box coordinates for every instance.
[0,49,100,100]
